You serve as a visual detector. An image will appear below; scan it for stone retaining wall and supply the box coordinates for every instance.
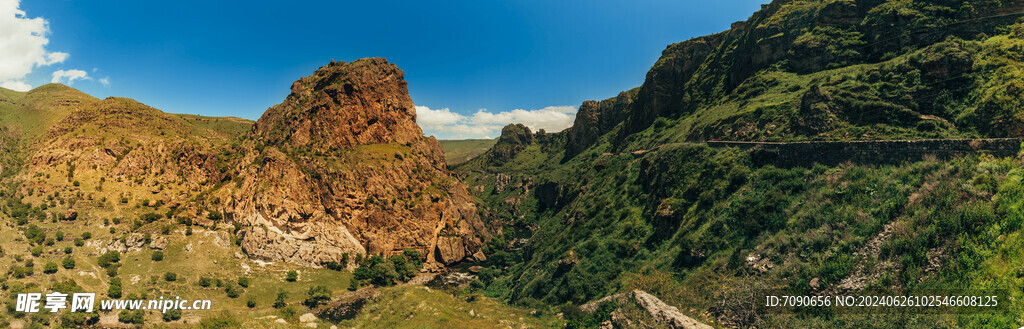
[707,138,1024,167]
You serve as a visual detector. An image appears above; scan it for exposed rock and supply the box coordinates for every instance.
[102,233,147,253]
[226,58,488,267]
[494,173,513,194]
[469,250,487,262]
[149,236,168,250]
[487,124,533,166]
[426,272,477,289]
[299,313,318,323]
[565,91,636,159]
[316,288,380,322]
[62,210,78,221]
[581,290,712,329]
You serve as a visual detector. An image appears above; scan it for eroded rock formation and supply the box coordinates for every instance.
[225,58,487,267]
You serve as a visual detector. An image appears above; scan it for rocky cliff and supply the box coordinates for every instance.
[224,58,487,267]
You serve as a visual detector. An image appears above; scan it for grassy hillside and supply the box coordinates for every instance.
[439,139,497,165]
[456,0,1024,328]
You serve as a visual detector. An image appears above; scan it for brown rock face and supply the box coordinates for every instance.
[252,58,423,151]
[227,58,487,267]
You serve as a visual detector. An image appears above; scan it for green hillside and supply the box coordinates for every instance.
[439,139,497,165]
[457,0,1024,328]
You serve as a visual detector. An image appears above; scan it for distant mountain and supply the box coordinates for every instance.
[438,139,497,165]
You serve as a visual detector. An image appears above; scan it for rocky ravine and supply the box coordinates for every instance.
[222,58,488,267]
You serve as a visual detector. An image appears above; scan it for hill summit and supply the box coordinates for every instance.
[225,58,488,267]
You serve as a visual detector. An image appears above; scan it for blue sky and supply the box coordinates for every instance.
[3,0,768,139]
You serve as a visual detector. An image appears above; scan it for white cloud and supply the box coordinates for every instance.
[51,69,90,84]
[98,76,110,86]
[0,80,31,91]
[0,0,69,91]
[415,106,464,126]
[470,106,577,132]
[415,105,577,139]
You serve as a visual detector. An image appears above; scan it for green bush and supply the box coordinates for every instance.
[164,272,177,282]
[118,309,144,325]
[97,251,120,268]
[304,285,330,308]
[285,270,298,282]
[273,291,287,309]
[108,278,122,298]
[162,308,182,322]
[225,286,240,298]
[151,251,164,261]
[62,257,75,269]
[43,261,58,274]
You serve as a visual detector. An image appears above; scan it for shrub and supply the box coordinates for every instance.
[198,277,213,287]
[225,286,240,298]
[237,277,249,288]
[108,278,122,298]
[348,279,359,291]
[73,238,84,247]
[62,257,75,269]
[64,247,72,254]
[30,246,43,257]
[246,298,256,308]
[303,285,330,308]
[162,308,182,322]
[273,291,287,308]
[164,272,177,282]
[198,311,240,329]
[43,262,58,274]
[285,270,298,282]
[118,309,144,325]
[97,251,120,268]
[151,251,164,261]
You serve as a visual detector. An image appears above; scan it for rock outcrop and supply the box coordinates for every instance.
[486,124,533,166]
[226,58,487,267]
[580,290,712,329]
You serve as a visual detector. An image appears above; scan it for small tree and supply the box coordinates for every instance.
[43,261,58,274]
[348,279,360,291]
[285,270,298,282]
[304,285,330,308]
[225,286,240,298]
[62,257,75,269]
[162,308,182,322]
[97,251,120,268]
[273,290,287,309]
[108,278,123,298]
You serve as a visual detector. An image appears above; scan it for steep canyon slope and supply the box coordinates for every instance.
[458,0,1024,327]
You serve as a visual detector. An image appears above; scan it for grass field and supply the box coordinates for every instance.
[439,139,496,165]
